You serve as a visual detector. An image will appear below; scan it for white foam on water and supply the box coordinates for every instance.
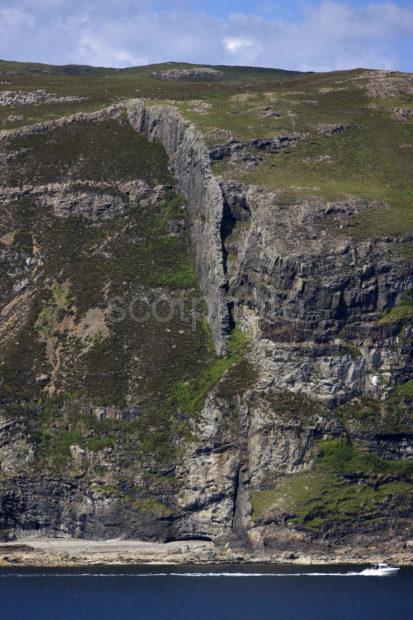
[0,570,377,578]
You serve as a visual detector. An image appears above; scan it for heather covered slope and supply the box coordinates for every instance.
[0,111,218,539]
[0,61,412,553]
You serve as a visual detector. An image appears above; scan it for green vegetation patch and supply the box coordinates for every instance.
[37,281,74,338]
[378,300,413,324]
[317,439,413,476]
[5,117,173,186]
[251,439,413,536]
[0,119,216,471]
[0,59,304,129]
[21,392,175,472]
[396,380,413,399]
[0,136,209,408]
[338,384,413,434]
[24,394,97,470]
[0,297,48,401]
[128,497,173,517]
[168,328,250,415]
[209,84,413,239]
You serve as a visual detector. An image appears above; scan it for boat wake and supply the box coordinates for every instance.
[0,569,397,578]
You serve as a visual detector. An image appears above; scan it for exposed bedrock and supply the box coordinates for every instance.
[0,475,178,541]
[176,379,343,542]
[126,100,230,355]
[0,180,169,221]
[0,104,125,142]
[209,134,301,161]
[219,179,412,406]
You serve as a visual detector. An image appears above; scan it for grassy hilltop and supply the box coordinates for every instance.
[1,60,412,240]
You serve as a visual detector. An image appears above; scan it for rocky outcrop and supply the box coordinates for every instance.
[394,108,413,122]
[0,104,124,142]
[0,475,177,541]
[359,71,413,98]
[175,377,341,542]
[316,123,360,135]
[0,180,169,221]
[156,68,224,81]
[209,135,301,161]
[0,90,87,106]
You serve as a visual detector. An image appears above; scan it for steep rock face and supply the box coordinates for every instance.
[127,100,230,355]
[220,179,412,405]
[169,172,412,546]
[175,392,243,540]
[0,474,178,541]
[174,380,342,543]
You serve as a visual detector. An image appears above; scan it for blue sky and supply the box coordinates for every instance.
[0,0,412,72]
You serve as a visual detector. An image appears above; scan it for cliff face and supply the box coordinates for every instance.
[176,173,413,547]
[126,100,230,355]
[220,179,412,405]
[0,64,412,553]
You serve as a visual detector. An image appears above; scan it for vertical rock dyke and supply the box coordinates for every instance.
[126,100,230,355]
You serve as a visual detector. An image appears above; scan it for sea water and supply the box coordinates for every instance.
[0,564,412,620]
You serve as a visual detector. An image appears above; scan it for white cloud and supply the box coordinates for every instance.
[0,1,411,72]
[75,33,147,67]
[224,37,253,53]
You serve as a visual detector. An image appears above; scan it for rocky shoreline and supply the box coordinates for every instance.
[0,538,412,568]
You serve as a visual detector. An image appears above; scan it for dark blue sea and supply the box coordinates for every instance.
[0,564,412,620]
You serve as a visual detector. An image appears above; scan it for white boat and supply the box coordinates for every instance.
[360,563,400,576]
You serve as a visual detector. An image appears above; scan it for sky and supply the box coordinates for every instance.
[0,0,412,72]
